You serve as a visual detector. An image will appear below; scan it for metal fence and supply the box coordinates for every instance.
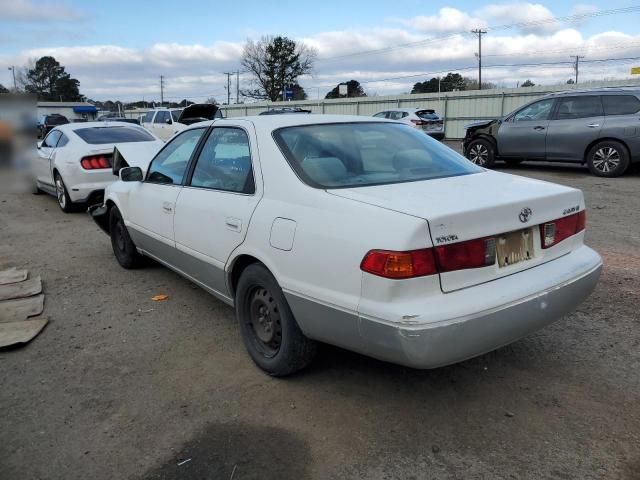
[217,78,640,139]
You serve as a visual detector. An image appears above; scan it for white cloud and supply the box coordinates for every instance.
[479,3,561,34]
[394,8,486,34]
[0,0,84,22]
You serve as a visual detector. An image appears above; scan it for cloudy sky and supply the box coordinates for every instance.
[1,0,639,102]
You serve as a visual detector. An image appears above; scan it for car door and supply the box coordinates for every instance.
[152,111,171,141]
[173,125,261,296]
[545,95,604,161]
[34,129,62,188]
[497,98,555,159]
[125,127,207,259]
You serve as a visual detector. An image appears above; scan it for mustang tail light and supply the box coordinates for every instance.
[81,155,112,170]
[541,211,586,249]
[360,249,437,279]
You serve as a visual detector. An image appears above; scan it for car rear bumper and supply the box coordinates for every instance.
[67,179,112,203]
[287,245,602,369]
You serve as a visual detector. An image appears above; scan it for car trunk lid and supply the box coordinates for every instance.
[328,170,584,291]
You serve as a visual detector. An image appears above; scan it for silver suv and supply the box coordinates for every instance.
[463,88,640,177]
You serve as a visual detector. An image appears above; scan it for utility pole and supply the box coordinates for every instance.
[7,66,16,90]
[571,55,585,84]
[222,72,232,105]
[236,71,240,104]
[471,29,487,90]
[160,75,165,106]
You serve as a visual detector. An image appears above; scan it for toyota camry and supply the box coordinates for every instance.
[90,114,602,376]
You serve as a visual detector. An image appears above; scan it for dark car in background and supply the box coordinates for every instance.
[463,87,640,177]
[37,114,69,138]
[259,107,312,115]
[96,114,140,125]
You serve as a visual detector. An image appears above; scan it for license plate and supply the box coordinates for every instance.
[496,228,534,268]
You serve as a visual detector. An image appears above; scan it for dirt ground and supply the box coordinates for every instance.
[1,151,639,480]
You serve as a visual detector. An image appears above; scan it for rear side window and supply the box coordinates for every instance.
[143,111,154,123]
[171,110,181,122]
[602,95,640,116]
[388,111,406,120]
[42,130,62,148]
[556,96,603,120]
[373,112,387,118]
[190,128,254,194]
[274,122,481,189]
[74,126,156,144]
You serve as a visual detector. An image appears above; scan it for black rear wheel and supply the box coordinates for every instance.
[587,140,629,177]
[236,264,317,376]
[109,206,142,269]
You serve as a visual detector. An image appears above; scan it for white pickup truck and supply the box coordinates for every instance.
[141,104,222,141]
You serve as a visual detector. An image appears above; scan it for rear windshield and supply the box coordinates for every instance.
[416,110,439,120]
[74,126,156,144]
[273,122,481,189]
[48,115,69,125]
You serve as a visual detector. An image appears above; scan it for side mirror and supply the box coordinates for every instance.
[165,118,172,124]
[37,141,42,150]
[119,166,143,182]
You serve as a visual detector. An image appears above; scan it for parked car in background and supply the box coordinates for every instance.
[141,104,223,141]
[33,122,163,212]
[37,114,69,138]
[259,107,312,115]
[373,108,444,140]
[97,114,140,125]
[90,114,601,376]
[463,88,640,177]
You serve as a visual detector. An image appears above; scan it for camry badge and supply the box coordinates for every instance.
[519,207,533,223]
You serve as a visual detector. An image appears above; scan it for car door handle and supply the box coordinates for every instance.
[587,123,600,128]
[162,202,173,213]
[225,217,242,232]
[533,126,546,131]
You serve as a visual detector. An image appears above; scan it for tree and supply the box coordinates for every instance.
[0,84,8,94]
[24,56,81,101]
[241,35,316,101]
[566,78,575,84]
[205,96,219,104]
[463,77,496,90]
[325,80,367,99]
[411,73,466,95]
[411,77,440,94]
[521,79,535,87]
[291,83,307,100]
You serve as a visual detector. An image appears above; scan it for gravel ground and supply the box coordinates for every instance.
[1,152,639,480]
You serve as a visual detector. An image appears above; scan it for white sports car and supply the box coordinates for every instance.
[90,115,602,376]
[33,122,164,212]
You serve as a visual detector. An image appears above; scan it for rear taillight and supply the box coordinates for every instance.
[410,119,426,126]
[360,249,437,279]
[434,237,496,273]
[81,155,111,170]
[540,211,586,249]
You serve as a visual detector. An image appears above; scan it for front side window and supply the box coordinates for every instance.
[146,127,205,184]
[274,122,482,189]
[190,128,254,194]
[602,95,640,116]
[143,111,154,123]
[154,111,168,124]
[388,111,405,120]
[373,112,387,118]
[42,130,62,148]
[171,110,181,122]
[555,96,603,120]
[512,99,555,122]
[74,126,156,144]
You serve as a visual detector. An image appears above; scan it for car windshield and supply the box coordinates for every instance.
[274,122,481,189]
[74,126,156,144]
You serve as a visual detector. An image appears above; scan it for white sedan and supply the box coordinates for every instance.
[33,122,163,212]
[90,115,602,376]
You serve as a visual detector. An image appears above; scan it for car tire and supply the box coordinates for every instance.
[54,172,76,213]
[236,263,317,376]
[587,140,630,177]
[109,206,143,269]
[466,138,496,168]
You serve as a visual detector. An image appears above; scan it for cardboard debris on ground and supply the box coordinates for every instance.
[0,268,47,348]
[151,294,169,301]
[0,294,45,323]
[0,317,48,348]
[0,267,28,286]
[0,276,42,302]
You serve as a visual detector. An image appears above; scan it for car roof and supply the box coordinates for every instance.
[546,87,640,97]
[54,121,149,133]
[182,114,394,132]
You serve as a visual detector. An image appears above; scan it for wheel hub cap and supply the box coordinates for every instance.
[469,145,488,165]
[593,147,620,173]
[56,178,65,207]
[248,287,282,354]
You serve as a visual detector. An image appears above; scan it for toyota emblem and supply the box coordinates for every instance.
[519,207,533,223]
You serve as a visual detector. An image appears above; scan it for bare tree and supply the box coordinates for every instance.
[241,35,316,101]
